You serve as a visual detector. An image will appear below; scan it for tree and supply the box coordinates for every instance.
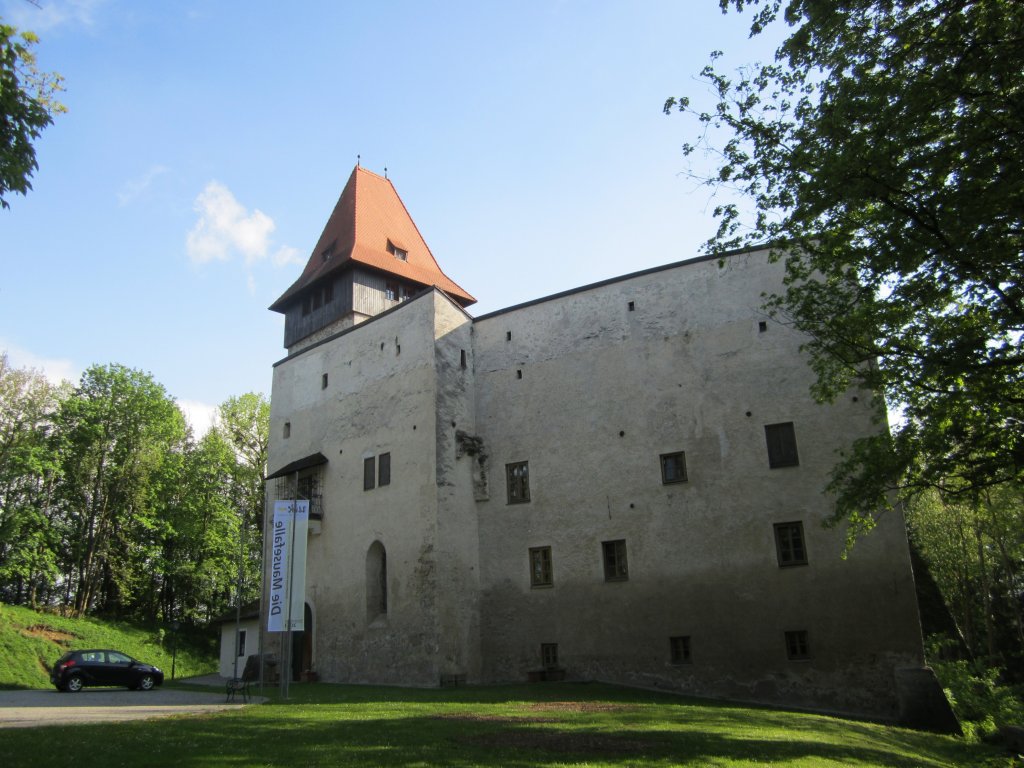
[0,353,64,606]
[213,393,269,533]
[55,364,186,616]
[158,428,242,623]
[665,1,1024,536]
[908,488,1024,665]
[0,20,65,208]
[210,393,269,606]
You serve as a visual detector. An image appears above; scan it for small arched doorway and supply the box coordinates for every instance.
[291,602,313,681]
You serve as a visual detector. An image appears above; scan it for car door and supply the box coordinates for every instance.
[76,651,107,685]
[106,651,135,686]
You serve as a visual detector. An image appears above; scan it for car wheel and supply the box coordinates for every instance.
[66,675,84,692]
[138,674,155,691]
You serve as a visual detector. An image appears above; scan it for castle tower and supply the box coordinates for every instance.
[270,166,475,354]
[264,167,482,686]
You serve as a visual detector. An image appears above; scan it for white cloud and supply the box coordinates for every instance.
[272,245,303,267]
[4,0,104,31]
[117,164,168,206]
[0,340,80,386]
[178,399,218,437]
[187,181,277,266]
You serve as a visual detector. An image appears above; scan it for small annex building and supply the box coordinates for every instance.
[213,601,260,679]
[260,165,932,721]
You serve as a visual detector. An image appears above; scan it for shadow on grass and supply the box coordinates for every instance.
[3,682,1006,768]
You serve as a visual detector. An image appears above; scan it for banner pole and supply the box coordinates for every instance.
[283,472,299,700]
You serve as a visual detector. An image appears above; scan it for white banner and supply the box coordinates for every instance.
[268,500,309,632]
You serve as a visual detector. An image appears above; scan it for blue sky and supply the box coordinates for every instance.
[1,0,780,433]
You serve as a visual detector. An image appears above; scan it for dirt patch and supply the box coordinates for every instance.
[446,703,654,756]
[464,730,655,755]
[525,701,639,713]
[434,713,560,724]
[22,624,77,645]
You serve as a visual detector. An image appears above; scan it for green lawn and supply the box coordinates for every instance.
[4,681,1014,768]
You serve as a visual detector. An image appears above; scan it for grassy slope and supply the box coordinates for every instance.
[3,682,1013,767]
[0,602,217,688]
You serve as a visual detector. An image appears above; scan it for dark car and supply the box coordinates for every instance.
[50,649,164,692]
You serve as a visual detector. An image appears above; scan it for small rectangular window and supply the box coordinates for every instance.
[378,452,391,487]
[529,546,553,587]
[506,331,512,341]
[785,630,811,660]
[660,452,687,484]
[765,422,799,468]
[237,629,247,658]
[321,373,328,389]
[758,320,768,332]
[506,461,530,504]
[541,643,559,669]
[669,635,691,664]
[283,422,291,439]
[628,301,635,311]
[602,539,628,581]
[774,521,808,567]
[363,456,375,491]
[460,349,467,369]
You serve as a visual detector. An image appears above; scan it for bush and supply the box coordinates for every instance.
[926,635,1024,741]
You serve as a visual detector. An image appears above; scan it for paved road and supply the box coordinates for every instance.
[0,684,255,729]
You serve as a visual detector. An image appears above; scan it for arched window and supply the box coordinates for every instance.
[366,541,388,620]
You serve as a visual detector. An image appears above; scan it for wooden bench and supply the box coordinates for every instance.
[225,676,251,703]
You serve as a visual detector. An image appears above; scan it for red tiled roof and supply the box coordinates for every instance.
[270,167,475,312]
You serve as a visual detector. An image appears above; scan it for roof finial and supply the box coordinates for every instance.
[356,154,361,168]
[384,165,388,179]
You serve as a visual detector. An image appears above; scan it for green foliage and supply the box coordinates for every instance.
[0,602,216,690]
[0,21,65,208]
[0,354,63,607]
[908,488,1024,675]
[665,1,1024,536]
[0,681,1010,767]
[55,364,188,617]
[211,392,269,589]
[927,636,1024,742]
[0,355,269,628]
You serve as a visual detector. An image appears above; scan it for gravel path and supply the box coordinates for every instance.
[0,681,258,729]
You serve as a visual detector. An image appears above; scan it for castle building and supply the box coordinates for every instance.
[261,166,930,720]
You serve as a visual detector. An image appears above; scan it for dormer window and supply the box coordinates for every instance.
[387,240,408,261]
[320,241,335,262]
